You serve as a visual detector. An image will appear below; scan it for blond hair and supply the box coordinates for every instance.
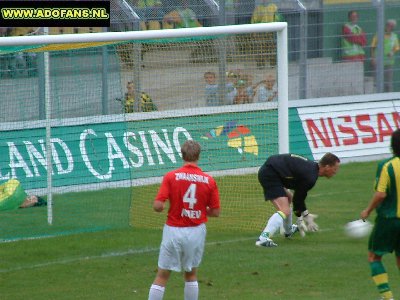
[181,140,201,162]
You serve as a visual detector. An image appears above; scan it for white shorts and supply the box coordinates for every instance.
[158,223,207,272]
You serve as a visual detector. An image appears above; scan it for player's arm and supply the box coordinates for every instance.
[153,200,165,212]
[293,187,319,232]
[207,180,221,217]
[360,191,386,220]
[292,189,307,217]
[291,189,308,236]
[361,163,388,219]
[153,174,170,213]
[207,207,220,217]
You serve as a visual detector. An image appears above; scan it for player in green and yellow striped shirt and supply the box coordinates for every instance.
[361,128,400,300]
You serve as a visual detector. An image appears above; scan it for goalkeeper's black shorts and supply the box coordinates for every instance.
[258,163,286,201]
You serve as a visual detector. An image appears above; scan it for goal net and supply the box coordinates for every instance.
[0,23,288,241]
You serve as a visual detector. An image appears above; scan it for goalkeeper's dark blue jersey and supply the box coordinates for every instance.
[265,153,319,212]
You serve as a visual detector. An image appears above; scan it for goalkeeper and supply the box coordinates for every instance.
[256,153,340,247]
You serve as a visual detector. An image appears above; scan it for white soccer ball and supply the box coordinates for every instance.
[344,219,373,239]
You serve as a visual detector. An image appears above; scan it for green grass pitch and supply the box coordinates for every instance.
[1,160,399,299]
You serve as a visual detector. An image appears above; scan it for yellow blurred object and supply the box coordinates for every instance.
[267,3,278,13]
[1,179,19,200]
[251,3,278,23]
[0,179,28,211]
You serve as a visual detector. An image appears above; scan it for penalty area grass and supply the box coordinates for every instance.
[1,160,399,299]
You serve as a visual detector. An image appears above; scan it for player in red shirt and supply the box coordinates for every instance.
[148,140,220,300]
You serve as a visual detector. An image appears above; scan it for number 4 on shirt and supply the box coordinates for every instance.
[183,183,197,209]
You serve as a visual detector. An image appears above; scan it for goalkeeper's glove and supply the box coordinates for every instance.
[302,210,319,232]
[296,217,307,237]
[296,210,319,236]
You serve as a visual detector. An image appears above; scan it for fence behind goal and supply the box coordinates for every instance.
[0,23,288,241]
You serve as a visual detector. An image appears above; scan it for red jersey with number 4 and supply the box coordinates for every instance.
[155,163,220,227]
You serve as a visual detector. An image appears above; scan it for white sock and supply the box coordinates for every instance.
[260,211,285,239]
[184,281,199,300]
[148,284,165,300]
[283,211,293,234]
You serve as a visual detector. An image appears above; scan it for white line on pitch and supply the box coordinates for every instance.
[1,229,337,274]
[0,237,256,273]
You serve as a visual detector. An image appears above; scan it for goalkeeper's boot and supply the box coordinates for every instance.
[255,237,277,247]
[284,224,299,238]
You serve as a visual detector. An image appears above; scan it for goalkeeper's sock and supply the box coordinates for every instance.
[260,211,286,239]
[283,210,293,234]
[184,281,198,300]
[370,261,393,300]
[148,284,165,300]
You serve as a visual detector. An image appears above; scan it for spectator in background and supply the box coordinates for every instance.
[163,0,202,29]
[243,73,255,102]
[136,0,164,30]
[226,69,257,105]
[371,19,400,92]
[341,10,367,62]
[204,71,240,106]
[233,79,252,104]
[231,70,253,104]
[204,71,218,106]
[118,81,157,113]
[225,71,238,105]
[255,73,278,102]
[250,1,284,68]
